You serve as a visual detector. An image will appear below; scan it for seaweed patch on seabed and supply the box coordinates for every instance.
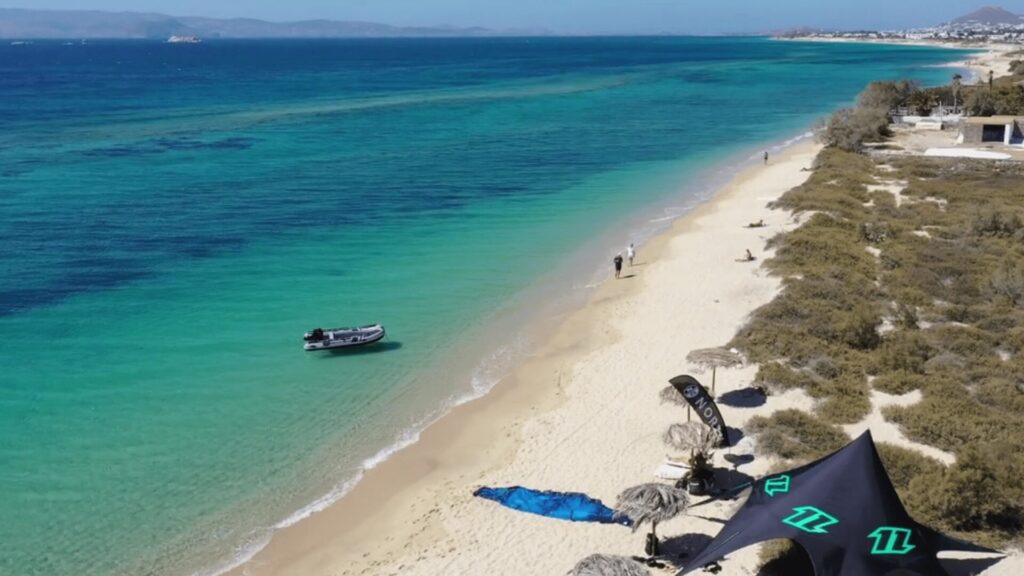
[81,136,259,158]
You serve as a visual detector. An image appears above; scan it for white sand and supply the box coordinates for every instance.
[231,139,1022,576]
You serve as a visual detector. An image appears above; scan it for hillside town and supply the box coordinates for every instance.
[781,6,1024,44]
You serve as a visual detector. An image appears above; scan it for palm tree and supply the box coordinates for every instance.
[567,554,650,576]
[614,483,688,561]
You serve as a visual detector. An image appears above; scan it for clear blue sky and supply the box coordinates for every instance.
[3,1,1023,34]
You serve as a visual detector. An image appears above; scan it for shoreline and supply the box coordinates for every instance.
[229,138,823,576]
[201,135,804,576]
[777,36,1019,81]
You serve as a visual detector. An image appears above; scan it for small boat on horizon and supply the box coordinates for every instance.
[167,35,202,44]
[303,324,386,351]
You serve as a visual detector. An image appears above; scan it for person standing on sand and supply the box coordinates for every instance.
[763,150,769,165]
[613,253,623,279]
[627,243,636,267]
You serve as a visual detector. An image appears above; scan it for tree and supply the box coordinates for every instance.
[907,90,938,117]
[818,106,891,152]
[952,73,962,111]
[857,80,919,111]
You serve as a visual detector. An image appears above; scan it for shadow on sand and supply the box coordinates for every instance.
[719,388,767,408]
[723,453,755,469]
[660,533,715,564]
[726,426,745,445]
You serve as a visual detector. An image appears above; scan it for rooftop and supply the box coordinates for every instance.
[965,115,1024,124]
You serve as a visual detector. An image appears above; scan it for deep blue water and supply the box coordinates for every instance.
[0,37,966,576]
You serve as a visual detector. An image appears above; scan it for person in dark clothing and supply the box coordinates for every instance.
[613,253,623,279]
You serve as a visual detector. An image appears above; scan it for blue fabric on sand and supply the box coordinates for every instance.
[473,486,631,526]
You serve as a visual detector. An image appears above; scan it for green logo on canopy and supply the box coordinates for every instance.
[782,506,839,534]
[868,526,916,555]
[764,475,791,497]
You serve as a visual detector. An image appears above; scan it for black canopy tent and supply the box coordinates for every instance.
[679,431,1000,576]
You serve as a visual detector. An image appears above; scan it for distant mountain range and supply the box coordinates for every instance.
[0,8,546,39]
[950,5,1024,26]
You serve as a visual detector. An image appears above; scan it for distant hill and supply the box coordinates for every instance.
[0,8,541,39]
[951,5,1024,26]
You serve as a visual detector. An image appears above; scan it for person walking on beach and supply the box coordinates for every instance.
[627,243,636,267]
[763,150,769,165]
[613,253,623,279]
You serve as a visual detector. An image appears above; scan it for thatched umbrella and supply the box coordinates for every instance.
[663,422,721,456]
[685,347,743,395]
[658,385,688,407]
[614,483,688,559]
[567,554,651,576]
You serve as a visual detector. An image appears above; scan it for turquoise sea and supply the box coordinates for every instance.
[0,37,964,576]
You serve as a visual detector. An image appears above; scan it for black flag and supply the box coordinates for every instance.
[669,375,729,447]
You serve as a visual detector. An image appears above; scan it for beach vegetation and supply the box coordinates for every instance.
[963,84,1024,116]
[818,106,891,152]
[875,442,944,492]
[746,409,848,461]
[732,145,1024,546]
[857,80,920,111]
[906,443,1024,542]
[757,539,813,575]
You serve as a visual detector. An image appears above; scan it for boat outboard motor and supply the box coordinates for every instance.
[304,328,325,342]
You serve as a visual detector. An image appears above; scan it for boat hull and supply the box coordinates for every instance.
[303,327,385,351]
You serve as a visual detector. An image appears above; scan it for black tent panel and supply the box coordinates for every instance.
[679,431,1000,576]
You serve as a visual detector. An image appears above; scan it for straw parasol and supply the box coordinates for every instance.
[658,385,688,406]
[663,422,722,456]
[614,483,689,559]
[685,347,743,394]
[567,554,651,576]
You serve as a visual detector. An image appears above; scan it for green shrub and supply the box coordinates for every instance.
[964,84,1024,116]
[860,221,893,243]
[927,325,998,359]
[988,259,1024,305]
[883,379,1011,453]
[905,443,1024,538]
[819,106,891,152]
[875,331,932,374]
[747,409,848,461]
[838,304,881,351]
[872,370,928,395]
[816,379,871,423]
[753,363,817,395]
[857,80,920,111]
[757,539,813,576]
[875,442,944,491]
[730,138,1024,548]
[973,210,1023,238]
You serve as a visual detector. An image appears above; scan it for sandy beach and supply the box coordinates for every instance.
[233,140,824,575]
[780,37,1020,82]
[232,129,1024,575]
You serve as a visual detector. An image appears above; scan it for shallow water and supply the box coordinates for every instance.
[0,37,965,576]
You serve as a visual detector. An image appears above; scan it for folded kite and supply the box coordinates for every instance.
[474,486,632,526]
